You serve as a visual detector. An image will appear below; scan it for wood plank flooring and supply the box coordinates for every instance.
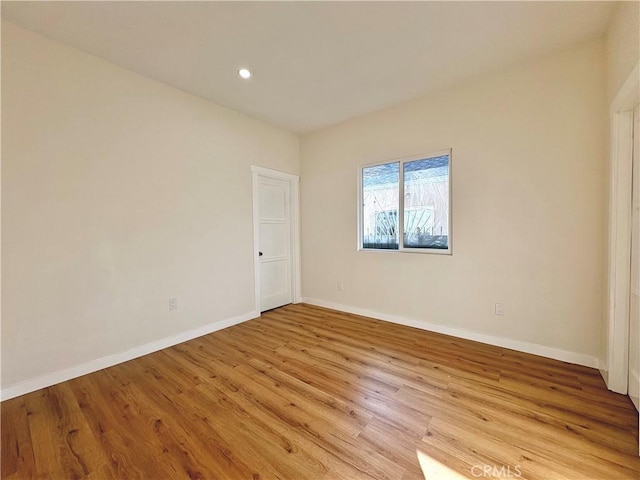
[2,303,639,479]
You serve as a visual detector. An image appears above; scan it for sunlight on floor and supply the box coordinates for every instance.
[417,449,469,480]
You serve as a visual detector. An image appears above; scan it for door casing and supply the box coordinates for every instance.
[629,105,640,411]
[604,61,640,394]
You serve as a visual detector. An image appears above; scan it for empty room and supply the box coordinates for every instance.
[2,1,640,479]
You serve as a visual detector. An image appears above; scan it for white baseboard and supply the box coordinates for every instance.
[598,362,609,386]
[629,366,640,410]
[1,310,259,401]
[302,298,599,369]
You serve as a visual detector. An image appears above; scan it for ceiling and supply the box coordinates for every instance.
[2,1,615,133]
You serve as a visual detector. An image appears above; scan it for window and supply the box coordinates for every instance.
[359,150,451,254]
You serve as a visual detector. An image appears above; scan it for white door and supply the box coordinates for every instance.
[629,104,640,412]
[256,175,292,311]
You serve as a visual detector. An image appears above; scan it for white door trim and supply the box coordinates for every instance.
[251,165,301,313]
[604,62,639,393]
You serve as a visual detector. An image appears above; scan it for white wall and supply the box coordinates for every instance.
[1,22,299,392]
[606,1,640,104]
[300,39,607,364]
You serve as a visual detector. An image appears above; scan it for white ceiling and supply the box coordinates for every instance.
[2,1,615,133]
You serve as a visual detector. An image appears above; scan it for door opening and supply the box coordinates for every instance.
[605,62,639,399]
[251,166,301,313]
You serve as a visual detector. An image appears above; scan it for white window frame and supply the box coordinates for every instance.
[357,149,452,255]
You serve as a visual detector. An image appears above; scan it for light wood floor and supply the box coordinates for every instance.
[2,304,639,479]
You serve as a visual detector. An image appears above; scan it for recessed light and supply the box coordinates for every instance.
[238,68,251,79]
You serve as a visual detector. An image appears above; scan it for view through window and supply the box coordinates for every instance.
[361,151,450,253]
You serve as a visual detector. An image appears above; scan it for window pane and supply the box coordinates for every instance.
[403,155,449,249]
[362,162,399,249]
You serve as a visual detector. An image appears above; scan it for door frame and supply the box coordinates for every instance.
[604,61,639,393]
[251,165,301,313]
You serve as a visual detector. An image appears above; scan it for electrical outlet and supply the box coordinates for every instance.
[494,302,505,316]
[169,297,178,311]
[337,281,344,292]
